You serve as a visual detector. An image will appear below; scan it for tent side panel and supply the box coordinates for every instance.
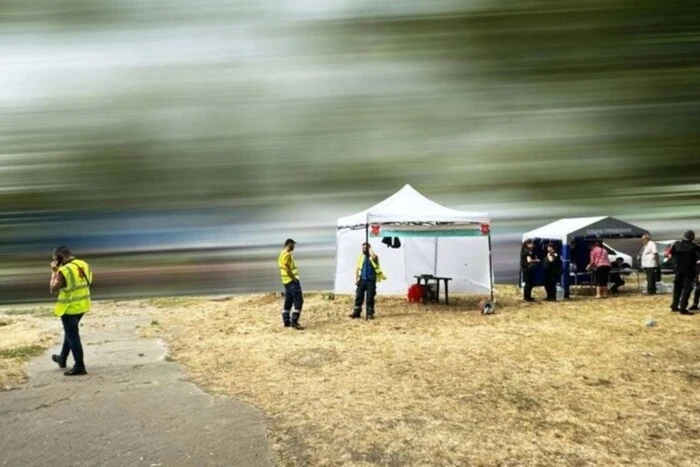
[435,237,491,293]
[402,238,437,288]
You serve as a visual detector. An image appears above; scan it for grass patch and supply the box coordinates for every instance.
[144,285,700,466]
[0,345,45,361]
[3,307,51,317]
[148,297,201,309]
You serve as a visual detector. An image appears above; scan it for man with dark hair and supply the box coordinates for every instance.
[520,239,539,302]
[349,242,386,319]
[609,257,626,294]
[50,246,93,376]
[668,231,700,315]
[542,243,561,301]
[278,239,304,329]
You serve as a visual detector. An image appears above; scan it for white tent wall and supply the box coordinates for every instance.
[334,230,491,295]
[436,237,492,293]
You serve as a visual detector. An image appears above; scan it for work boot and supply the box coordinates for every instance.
[689,304,699,311]
[282,312,291,327]
[349,307,361,319]
[290,312,304,330]
[680,309,695,316]
[64,367,87,376]
[52,354,67,369]
[367,309,375,320]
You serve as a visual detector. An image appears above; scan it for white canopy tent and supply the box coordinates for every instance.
[334,184,494,298]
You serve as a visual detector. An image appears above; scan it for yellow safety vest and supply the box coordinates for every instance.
[278,250,299,285]
[55,259,92,317]
[356,254,387,282]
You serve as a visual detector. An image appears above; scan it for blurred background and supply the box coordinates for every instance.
[1,0,699,302]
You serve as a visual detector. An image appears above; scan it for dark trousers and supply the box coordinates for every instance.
[544,276,557,300]
[522,268,534,300]
[672,273,694,310]
[644,268,657,295]
[610,273,625,293]
[353,279,377,316]
[60,313,85,369]
[693,279,700,307]
[282,280,303,324]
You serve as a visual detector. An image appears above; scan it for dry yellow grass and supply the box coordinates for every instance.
[143,286,700,466]
[0,305,57,390]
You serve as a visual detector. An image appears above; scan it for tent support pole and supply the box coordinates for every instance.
[488,232,495,302]
[434,237,438,276]
[562,241,571,299]
[365,223,369,244]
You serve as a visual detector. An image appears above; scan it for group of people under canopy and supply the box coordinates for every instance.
[332,187,700,315]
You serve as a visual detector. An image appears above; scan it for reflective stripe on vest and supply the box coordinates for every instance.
[356,254,387,282]
[55,260,92,317]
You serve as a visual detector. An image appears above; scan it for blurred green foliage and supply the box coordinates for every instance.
[1,0,699,213]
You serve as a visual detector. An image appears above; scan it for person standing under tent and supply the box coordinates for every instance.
[640,233,659,295]
[668,230,700,315]
[350,242,386,319]
[542,243,562,301]
[520,239,539,302]
[609,257,626,294]
[278,239,304,329]
[588,238,611,299]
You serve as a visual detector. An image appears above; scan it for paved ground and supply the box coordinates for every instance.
[0,315,273,467]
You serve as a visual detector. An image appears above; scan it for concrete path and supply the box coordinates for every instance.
[0,315,273,467]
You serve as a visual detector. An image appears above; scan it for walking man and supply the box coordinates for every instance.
[278,239,304,329]
[640,233,659,295]
[350,243,386,319]
[49,246,92,376]
[668,230,700,315]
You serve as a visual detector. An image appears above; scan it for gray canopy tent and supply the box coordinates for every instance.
[522,216,649,297]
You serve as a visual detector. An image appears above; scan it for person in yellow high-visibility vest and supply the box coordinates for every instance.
[278,238,304,329]
[349,242,386,319]
[49,246,93,376]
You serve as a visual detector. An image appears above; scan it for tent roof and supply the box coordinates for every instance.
[337,184,490,227]
[522,216,648,241]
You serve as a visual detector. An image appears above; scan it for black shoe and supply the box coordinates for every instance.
[64,367,87,376]
[52,354,67,369]
[348,313,361,319]
[290,322,304,330]
[283,322,291,327]
[367,314,375,320]
[671,307,680,312]
[689,305,699,311]
[524,298,535,302]
[680,309,695,316]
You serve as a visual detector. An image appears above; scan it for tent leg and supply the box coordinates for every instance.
[365,224,369,244]
[488,233,495,302]
[562,243,570,299]
[434,237,438,276]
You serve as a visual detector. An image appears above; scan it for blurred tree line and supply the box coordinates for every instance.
[1,0,699,214]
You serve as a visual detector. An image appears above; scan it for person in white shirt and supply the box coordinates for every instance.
[640,233,659,295]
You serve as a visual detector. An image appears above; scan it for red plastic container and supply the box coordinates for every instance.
[407,284,425,303]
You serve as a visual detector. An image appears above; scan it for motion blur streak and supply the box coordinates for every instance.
[1,1,699,302]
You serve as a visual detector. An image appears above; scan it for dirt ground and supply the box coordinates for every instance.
[2,286,699,466]
[139,286,700,466]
